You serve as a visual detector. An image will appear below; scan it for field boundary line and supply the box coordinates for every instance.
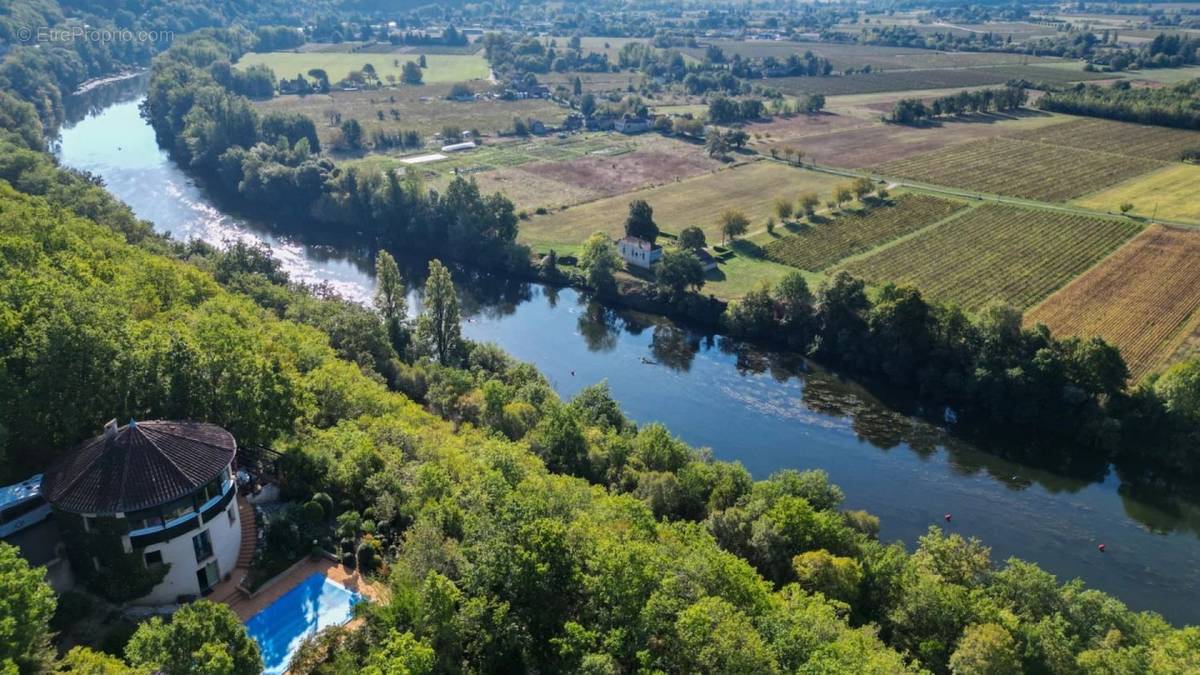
[827,201,981,271]
[762,154,1200,230]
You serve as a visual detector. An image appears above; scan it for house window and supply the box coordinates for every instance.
[196,560,220,594]
[160,493,195,523]
[144,550,164,567]
[192,530,214,563]
[127,506,164,531]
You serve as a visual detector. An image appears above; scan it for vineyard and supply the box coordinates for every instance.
[1003,118,1200,162]
[762,194,966,271]
[1025,226,1200,380]
[875,138,1164,201]
[841,204,1141,311]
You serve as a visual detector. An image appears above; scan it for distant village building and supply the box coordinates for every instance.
[41,420,243,605]
[586,113,616,131]
[614,115,651,134]
[618,236,662,269]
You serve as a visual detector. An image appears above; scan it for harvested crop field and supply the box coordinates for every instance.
[841,204,1141,311]
[1002,117,1200,161]
[520,148,722,198]
[763,194,967,271]
[770,65,1109,97]
[254,84,565,149]
[744,111,874,148]
[768,111,1065,168]
[1025,226,1200,379]
[684,40,1063,71]
[875,137,1165,201]
[519,162,843,248]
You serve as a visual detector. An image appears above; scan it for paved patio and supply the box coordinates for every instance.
[214,554,385,621]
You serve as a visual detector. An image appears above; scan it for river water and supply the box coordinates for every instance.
[55,78,1200,624]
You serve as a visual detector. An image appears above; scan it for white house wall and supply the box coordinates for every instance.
[134,498,241,606]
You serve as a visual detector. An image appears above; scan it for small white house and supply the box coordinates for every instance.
[618,236,662,269]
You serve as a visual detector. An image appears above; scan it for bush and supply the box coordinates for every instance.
[51,591,95,632]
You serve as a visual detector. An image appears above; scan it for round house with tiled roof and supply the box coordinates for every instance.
[42,419,242,604]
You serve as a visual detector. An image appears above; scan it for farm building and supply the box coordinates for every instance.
[41,419,244,605]
[615,115,651,134]
[694,248,719,272]
[618,236,662,269]
[441,141,477,152]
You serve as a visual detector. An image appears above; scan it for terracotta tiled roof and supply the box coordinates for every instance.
[42,421,236,515]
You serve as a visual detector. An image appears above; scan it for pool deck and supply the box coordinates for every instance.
[216,555,384,622]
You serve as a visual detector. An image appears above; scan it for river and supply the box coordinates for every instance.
[54,77,1200,624]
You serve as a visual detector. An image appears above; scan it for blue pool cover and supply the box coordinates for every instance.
[245,572,363,674]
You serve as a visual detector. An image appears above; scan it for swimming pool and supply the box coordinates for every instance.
[245,572,362,674]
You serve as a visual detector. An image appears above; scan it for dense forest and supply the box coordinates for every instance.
[1038,79,1200,131]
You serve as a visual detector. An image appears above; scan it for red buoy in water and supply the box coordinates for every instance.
[1098,543,1106,553]
[944,513,952,522]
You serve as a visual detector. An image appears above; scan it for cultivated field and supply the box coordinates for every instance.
[1003,117,1200,161]
[756,109,1065,168]
[253,83,565,149]
[875,137,1165,201]
[763,194,967,271]
[1074,164,1200,223]
[770,65,1110,97]
[1025,226,1200,379]
[684,40,1065,71]
[356,134,726,212]
[841,204,1141,311]
[519,161,843,248]
[236,51,490,84]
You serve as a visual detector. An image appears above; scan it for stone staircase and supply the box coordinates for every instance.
[210,495,258,606]
[236,496,257,568]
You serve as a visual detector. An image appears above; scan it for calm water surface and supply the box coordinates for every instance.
[55,79,1200,624]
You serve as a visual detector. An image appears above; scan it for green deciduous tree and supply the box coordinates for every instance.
[719,209,749,244]
[580,232,620,297]
[624,199,658,243]
[677,226,707,250]
[125,601,261,675]
[656,250,705,300]
[949,623,1022,675]
[374,250,409,355]
[0,543,55,673]
[402,61,424,84]
[415,260,462,366]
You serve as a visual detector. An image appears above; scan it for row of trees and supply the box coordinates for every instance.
[890,86,1028,124]
[720,268,1200,476]
[142,30,526,270]
[1038,79,1200,131]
